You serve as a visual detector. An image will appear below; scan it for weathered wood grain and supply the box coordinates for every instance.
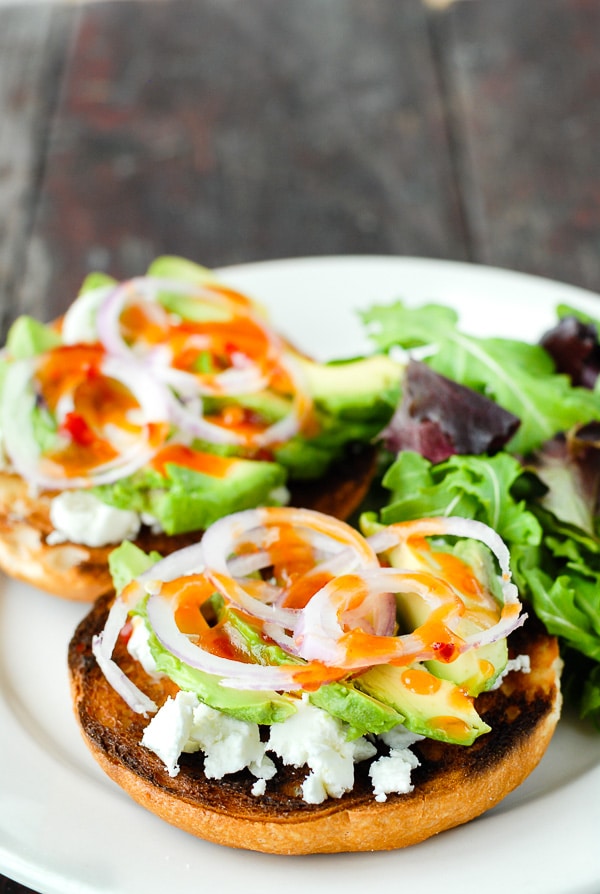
[19,0,466,321]
[431,0,600,294]
[0,3,72,340]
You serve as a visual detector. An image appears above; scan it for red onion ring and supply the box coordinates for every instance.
[294,567,467,668]
[145,586,303,691]
[366,516,525,649]
[1,352,172,490]
[91,597,158,716]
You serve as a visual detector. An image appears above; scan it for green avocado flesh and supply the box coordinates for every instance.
[94,457,286,536]
[222,607,404,738]
[5,316,61,358]
[147,625,296,725]
[355,664,490,745]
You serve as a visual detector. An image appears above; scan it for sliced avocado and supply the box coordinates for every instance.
[6,316,61,359]
[147,255,221,286]
[110,547,296,724]
[309,681,403,739]
[78,271,117,294]
[108,541,163,594]
[361,517,509,696]
[146,256,232,323]
[223,608,404,738]
[355,662,490,745]
[93,454,287,536]
[297,354,402,421]
[146,624,296,725]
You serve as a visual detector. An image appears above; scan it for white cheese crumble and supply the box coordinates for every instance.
[142,691,276,781]
[141,691,198,777]
[267,695,376,804]
[369,747,420,802]
[184,702,276,782]
[47,490,142,548]
[140,688,422,804]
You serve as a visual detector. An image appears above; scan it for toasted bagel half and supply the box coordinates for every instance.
[68,598,561,855]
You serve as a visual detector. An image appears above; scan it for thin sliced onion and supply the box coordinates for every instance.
[61,284,116,345]
[367,516,525,649]
[96,276,281,397]
[90,275,313,449]
[165,351,312,449]
[145,588,303,691]
[294,567,467,668]
[200,506,380,628]
[1,352,172,490]
[91,597,158,716]
[92,509,524,706]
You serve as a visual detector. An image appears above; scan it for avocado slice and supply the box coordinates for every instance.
[110,544,296,724]
[222,607,404,738]
[296,354,402,421]
[146,623,296,725]
[93,453,287,536]
[355,662,490,745]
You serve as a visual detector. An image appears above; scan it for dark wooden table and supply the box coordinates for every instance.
[1,0,600,890]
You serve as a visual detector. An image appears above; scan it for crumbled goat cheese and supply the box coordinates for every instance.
[184,702,276,782]
[489,653,531,690]
[142,691,276,782]
[47,490,142,548]
[267,696,377,804]
[369,747,420,802]
[379,725,425,751]
[139,686,423,803]
[141,691,198,777]
[251,778,267,797]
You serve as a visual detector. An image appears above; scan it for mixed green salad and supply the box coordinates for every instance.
[362,298,600,727]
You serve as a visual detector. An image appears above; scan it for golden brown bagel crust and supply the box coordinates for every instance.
[0,445,376,601]
[68,598,561,855]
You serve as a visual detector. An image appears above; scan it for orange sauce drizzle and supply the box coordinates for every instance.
[400,667,442,696]
[429,716,472,741]
[165,575,251,663]
[150,444,237,479]
[36,344,169,477]
[120,302,168,346]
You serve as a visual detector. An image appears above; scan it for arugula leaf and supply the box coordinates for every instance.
[363,301,600,454]
[381,451,542,551]
[523,568,600,661]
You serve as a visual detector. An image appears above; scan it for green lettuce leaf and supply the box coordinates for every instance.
[378,448,600,726]
[380,451,543,553]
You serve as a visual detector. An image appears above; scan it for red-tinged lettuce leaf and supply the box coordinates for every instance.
[540,315,600,389]
[528,423,600,537]
[380,359,520,463]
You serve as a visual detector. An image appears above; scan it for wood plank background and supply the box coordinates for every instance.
[2,0,600,339]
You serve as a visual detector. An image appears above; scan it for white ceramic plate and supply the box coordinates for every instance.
[1,256,600,894]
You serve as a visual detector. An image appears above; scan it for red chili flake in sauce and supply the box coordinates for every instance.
[61,411,96,447]
[432,641,457,662]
